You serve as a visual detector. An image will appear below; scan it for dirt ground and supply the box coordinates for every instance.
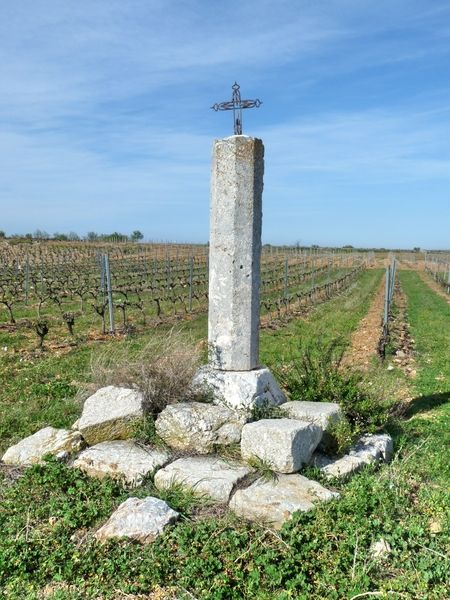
[342,278,384,369]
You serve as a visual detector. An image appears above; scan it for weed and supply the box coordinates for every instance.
[213,442,242,462]
[276,337,393,434]
[84,328,201,416]
[322,417,354,456]
[140,480,212,517]
[132,416,168,449]
[250,400,287,421]
[246,455,278,483]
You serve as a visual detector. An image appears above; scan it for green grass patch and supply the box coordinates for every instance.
[1,268,449,598]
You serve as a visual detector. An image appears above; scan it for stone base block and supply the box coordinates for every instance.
[154,456,251,503]
[310,452,367,480]
[95,497,178,544]
[74,386,145,446]
[282,400,343,450]
[241,418,323,473]
[193,365,286,410]
[351,434,394,463]
[282,401,342,430]
[229,474,339,529]
[73,441,170,487]
[2,427,85,466]
[155,402,244,454]
[310,433,394,480]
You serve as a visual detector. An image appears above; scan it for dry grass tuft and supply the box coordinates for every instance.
[80,328,202,416]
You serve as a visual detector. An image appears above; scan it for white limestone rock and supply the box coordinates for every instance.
[229,474,339,529]
[282,401,343,450]
[154,456,251,503]
[310,433,393,480]
[2,427,85,466]
[282,401,342,430]
[310,452,368,479]
[369,538,391,560]
[351,434,393,463]
[73,441,170,486]
[95,497,178,544]
[193,365,286,411]
[241,418,322,473]
[74,386,145,445]
[155,402,245,454]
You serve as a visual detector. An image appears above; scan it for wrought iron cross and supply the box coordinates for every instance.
[211,82,262,135]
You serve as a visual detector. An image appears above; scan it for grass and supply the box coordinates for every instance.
[0,268,449,598]
[81,328,203,415]
[260,269,383,367]
[398,270,449,400]
[0,317,208,454]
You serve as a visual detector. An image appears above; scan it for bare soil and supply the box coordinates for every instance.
[341,278,384,369]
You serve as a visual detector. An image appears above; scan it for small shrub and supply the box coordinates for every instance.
[322,417,354,456]
[275,337,392,435]
[250,400,287,421]
[246,455,278,483]
[85,328,201,416]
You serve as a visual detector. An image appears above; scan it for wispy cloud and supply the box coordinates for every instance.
[1,1,449,246]
[263,105,450,182]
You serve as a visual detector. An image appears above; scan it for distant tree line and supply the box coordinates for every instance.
[0,229,144,242]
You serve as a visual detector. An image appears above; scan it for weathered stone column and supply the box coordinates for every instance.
[193,135,285,411]
[208,136,263,370]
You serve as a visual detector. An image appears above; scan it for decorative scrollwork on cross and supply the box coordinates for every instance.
[211,82,262,135]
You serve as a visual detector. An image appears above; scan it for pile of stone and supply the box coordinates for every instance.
[1,384,393,544]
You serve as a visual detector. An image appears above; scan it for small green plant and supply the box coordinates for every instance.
[275,337,392,434]
[246,455,278,483]
[213,442,242,462]
[275,337,348,403]
[322,417,354,456]
[250,399,288,421]
[132,416,167,449]
[142,480,211,516]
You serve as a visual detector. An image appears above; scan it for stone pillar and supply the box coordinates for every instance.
[208,135,263,370]
[193,135,285,411]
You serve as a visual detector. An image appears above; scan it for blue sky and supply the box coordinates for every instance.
[1,1,449,248]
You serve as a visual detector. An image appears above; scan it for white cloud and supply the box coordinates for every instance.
[1,0,450,246]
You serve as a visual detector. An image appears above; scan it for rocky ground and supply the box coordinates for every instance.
[1,385,393,539]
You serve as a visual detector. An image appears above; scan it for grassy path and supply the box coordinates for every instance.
[261,269,383,368]
[417,269,450,305]
[398,270,449,399]
[395,270,450,486]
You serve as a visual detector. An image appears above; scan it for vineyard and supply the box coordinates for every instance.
[1,242,449,599]
[424,251,450,294]
[0,241,373,348]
